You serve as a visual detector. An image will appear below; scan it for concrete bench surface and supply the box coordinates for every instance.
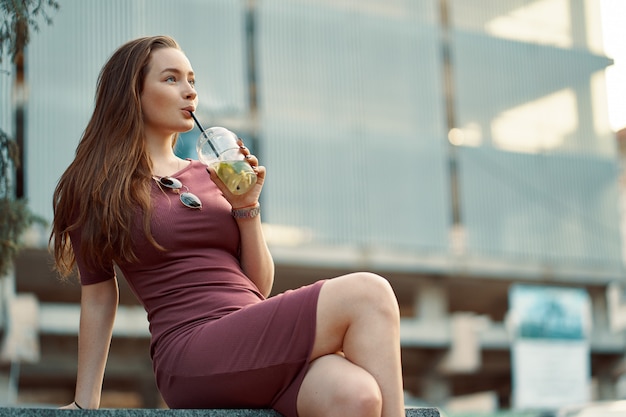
[1,408,440,416]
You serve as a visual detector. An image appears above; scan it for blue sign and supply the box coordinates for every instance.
[509,284,590,340]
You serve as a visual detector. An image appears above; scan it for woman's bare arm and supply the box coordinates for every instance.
[72,277,119,409]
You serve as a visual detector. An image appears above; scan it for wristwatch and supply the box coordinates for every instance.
[231,204,260,219]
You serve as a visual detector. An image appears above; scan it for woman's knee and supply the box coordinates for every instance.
[298,355,382,417]
[332,376,382,416]
[356,272,394,295]
[314,273,400,353]
[345,272,400,318]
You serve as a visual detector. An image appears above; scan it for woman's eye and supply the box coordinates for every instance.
[189,79,196,87]
[165,76,176,83]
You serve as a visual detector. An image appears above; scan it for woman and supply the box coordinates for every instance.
[51,35,404,417]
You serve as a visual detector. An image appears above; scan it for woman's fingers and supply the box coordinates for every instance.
[244,154,258,167]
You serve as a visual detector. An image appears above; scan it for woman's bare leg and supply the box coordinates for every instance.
[297,272,404,417]
[297,354,382,417]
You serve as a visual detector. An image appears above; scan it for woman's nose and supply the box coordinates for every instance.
[185,88,197,100]
[184,82,197,100]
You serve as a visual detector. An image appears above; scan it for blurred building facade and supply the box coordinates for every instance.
[2,0,624,412]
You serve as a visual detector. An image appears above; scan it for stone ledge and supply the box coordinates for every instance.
[1,408,440,416]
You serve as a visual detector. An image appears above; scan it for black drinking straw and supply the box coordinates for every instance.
[190,111,206,134]
[190,111,218,155]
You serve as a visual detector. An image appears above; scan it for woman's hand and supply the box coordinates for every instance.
[207,139,266,209]
[58,402,81,410]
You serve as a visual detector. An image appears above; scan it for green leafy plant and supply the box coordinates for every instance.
[0,0,59,277]
[0,0,59,59]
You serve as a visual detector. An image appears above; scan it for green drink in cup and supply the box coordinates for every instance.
[195,125,257,195]
[211,157,257,195]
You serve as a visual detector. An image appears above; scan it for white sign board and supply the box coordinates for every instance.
[509,284,591,410]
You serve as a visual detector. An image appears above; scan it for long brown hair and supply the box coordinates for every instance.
[51,36,180,278]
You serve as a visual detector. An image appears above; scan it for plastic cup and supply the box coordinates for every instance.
[196,127,257,195]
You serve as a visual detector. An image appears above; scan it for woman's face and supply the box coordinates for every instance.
[140,47,198,138]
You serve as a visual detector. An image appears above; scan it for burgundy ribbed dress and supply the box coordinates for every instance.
[73,160,324,417]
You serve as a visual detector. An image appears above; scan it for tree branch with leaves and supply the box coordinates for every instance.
[0,0,59,277]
